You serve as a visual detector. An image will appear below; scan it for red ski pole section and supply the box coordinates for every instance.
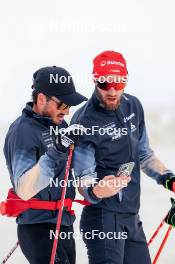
[50,145,74,264]
[148,218,165,247]
[1,241,19,264]
[152,225,172,264]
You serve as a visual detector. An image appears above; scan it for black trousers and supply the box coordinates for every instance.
[17,223,75,264]
[81,206,151,264]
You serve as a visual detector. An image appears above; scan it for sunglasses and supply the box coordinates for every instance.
[96,81,126,91]
[46,95,70,110]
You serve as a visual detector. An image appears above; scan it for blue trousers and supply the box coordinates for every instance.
[80,206,151,264]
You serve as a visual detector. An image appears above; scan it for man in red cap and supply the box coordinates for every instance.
[72,51,175,264]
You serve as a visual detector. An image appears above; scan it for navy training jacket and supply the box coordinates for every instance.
[72,91,172,214]
[4,102,75,225]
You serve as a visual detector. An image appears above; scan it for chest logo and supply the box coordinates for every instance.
[123,113,135,123]
[130,122,137,133]
[42,131,54,149]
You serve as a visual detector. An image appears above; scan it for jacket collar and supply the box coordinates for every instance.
[22,102,57,127]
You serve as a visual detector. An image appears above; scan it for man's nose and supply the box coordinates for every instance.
[107,88,117,96]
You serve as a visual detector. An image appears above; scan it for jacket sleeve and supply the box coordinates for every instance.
[73,143,102,204]
[138,104,173,184]
[71,105,102,203]
[4,124,67,200]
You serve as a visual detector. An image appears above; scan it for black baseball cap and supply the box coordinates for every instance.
[32,66,87,106]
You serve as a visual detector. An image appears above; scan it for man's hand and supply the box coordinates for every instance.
[55,124,86,152]
[165,198,175,227]
[163,173,175,192]
[92,175,131,199]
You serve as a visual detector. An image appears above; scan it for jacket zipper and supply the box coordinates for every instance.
[114,108,133,204]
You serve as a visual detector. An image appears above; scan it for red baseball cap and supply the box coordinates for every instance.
[93,51,128,80]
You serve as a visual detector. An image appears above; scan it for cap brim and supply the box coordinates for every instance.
[55,92,88,106]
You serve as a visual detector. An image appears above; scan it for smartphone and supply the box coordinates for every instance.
[116,162,135,177]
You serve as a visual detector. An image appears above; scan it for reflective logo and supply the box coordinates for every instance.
[42,131,54,149]
[100,60,125,67]
[130,122,137,133]
[101,122,128,141]
[123,113,135,123]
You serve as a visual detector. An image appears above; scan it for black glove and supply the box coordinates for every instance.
[162,173,175,192]
[55,124,86,152]
[165,198,175,227]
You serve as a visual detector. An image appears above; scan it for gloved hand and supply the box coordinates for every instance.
[165,198,175,227]
[162,173,175,192]
[54,124,86,152]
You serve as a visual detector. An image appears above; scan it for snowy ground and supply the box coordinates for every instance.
[0,119,175,264]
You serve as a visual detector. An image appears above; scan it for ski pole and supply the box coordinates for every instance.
[1,241,19,264]
[148,218,165,246]
[50,145,74,264]
[152,225,172,264]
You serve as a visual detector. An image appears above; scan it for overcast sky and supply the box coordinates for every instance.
[0,0,175,123]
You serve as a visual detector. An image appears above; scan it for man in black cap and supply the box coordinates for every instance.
[3,66,87,264]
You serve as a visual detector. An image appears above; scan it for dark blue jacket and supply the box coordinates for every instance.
[4,102,75,225]
[72,92,172,214]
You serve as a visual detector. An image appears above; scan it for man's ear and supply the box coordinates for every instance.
[37,93,47,106]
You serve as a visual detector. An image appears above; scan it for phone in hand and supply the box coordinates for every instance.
[116,162,135,177]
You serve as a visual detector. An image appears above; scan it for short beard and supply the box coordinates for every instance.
[95,88,122,111]
[40,103,51,118]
